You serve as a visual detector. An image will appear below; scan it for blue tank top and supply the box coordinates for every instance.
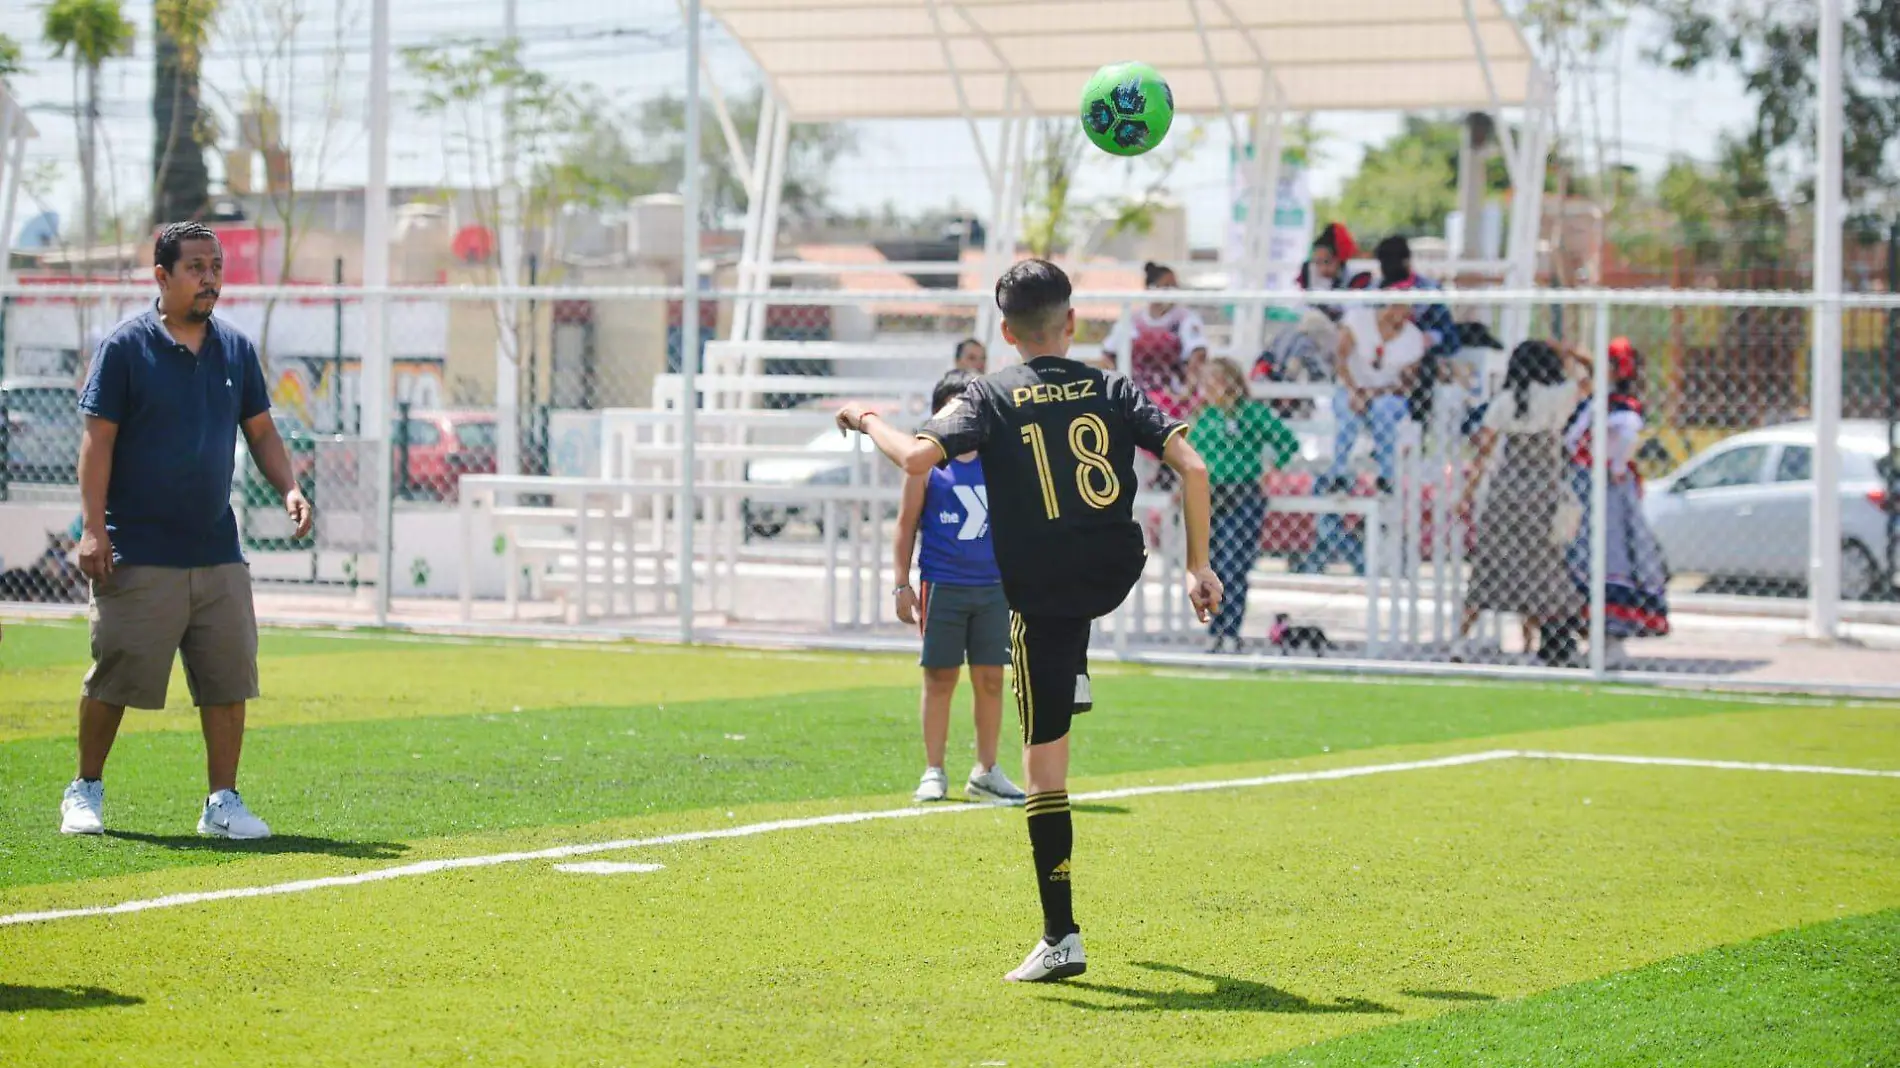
[918,457,1001,586]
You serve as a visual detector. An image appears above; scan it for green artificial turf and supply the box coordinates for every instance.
[0,623,1779,890]
[2,622,1897,1067]
[1,749,1894,1067]
[1238,908,1900,1068]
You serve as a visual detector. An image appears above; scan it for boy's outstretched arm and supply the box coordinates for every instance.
[1162,433,1223,624]
[836,403,940,476]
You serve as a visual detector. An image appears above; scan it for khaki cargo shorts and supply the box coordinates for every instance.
[83,563,260,710]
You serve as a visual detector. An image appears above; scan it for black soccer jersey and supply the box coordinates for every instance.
[918,356,1187,619]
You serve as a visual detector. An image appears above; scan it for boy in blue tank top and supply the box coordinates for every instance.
[893,370,1024,804]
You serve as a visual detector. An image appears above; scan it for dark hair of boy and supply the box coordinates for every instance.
[994,259,1073,343]
[932,369,976,414]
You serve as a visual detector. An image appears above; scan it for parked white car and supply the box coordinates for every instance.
[741,428,879,539]
[1642,421,1896,600]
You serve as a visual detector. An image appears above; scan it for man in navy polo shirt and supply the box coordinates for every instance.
[59,221,312,840]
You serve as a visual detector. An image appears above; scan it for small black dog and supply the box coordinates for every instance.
[1268,614,1335,655]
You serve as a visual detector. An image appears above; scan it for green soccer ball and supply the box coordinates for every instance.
[1080,62,1174,157]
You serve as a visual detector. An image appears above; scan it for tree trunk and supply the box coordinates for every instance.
[153,17,211,226]
[82,62,100,280]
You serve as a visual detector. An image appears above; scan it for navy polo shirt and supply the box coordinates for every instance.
[78,304,271,567]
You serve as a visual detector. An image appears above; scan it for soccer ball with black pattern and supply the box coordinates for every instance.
[1080,62,1174,158]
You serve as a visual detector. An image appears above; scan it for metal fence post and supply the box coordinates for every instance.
[1588,300,1611,678]
[679,0,703,644]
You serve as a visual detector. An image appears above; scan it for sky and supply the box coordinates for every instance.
[0,1,1759,250]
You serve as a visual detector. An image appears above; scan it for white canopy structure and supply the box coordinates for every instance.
[711,0,1538,119]
[700,0,1552,351]
[0,84,38,290]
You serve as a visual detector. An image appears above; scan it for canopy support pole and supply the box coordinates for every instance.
[1233,87,1283,360]
[729,92,778,343]
[745,107,791,346]
[1502,70,1551,346]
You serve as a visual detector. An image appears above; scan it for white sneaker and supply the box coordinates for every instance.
[60,779,105,835]
[198,789,272,840]
[1004,932,1087,983]
[966,764,1025,804]
[913,767,949,804]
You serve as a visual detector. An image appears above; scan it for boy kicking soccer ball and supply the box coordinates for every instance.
[893,370,1024,805]
[838,260,1220,982]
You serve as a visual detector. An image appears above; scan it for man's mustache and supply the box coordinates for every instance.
[195,289,220,299]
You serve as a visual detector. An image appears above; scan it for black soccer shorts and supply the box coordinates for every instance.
[1008,612,1094,746]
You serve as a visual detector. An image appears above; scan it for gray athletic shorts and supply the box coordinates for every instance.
[919,581,1010,669]
[84,563,260,710]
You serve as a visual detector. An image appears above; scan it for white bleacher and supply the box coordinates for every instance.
[464,335,1486,650]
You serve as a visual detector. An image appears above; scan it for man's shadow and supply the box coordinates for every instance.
[0,984,143,1013]
[1051,961,1400,1015]
[103,830,407,860]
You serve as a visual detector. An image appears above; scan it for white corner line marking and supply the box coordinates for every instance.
[1519,750,1900,778]
[5,748,1894,929]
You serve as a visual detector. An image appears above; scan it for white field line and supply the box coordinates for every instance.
[0,752,1508,929]
[4,749,1895,930]
[1520,750,1900,778]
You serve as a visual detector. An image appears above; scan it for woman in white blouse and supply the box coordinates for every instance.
[1457,340,1586,661]
[1100,262,1209,419]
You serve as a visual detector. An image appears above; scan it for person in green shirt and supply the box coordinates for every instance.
[1189,357,1301,652]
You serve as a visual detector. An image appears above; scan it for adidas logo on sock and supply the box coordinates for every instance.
[1049,859,1071,882]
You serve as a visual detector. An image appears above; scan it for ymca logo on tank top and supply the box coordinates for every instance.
[918,456,1001,586]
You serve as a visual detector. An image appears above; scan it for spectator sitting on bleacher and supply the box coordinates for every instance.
[1264,223,1376,385]
[1374,236,1458,359]
[954,337,987,374]
[1317,303,1425,496]
[1296,222,1374,322]
[1101,261,1208,419]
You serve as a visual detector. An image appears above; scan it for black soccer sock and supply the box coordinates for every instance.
[1024,791,1076,942]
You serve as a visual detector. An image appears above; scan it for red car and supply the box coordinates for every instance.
[397,410,498,500]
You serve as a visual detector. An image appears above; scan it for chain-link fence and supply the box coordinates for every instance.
[4,282,1897,692]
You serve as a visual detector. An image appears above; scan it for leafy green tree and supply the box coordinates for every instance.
[1651,0,1899,228]
[1315,117,1511,242]
[152,0,220,225]
[631,89,857,226]
[42,0,135,260]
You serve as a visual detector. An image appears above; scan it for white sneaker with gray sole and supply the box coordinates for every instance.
[965,764,1025,804]
[198,789,272,840]
[912,767,949,803]
[60,778,105,835]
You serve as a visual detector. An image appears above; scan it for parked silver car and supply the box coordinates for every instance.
[1642,421,1896,600]
[2,376,83,486]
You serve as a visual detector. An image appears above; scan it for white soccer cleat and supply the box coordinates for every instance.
[198,789,272,840]
[59,779,105,835]
[966,764,1026,804]
[913,767,949,804]
[1004,932,1087,983]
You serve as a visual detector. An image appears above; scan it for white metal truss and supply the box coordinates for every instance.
[0,86,39,291]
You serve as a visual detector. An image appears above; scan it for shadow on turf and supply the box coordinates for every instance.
[1052,962,1399,1015]
[1401,989,1498,1002]
[0,984,144,1013]
[1069,804,1130,815]
[102,830,408,859]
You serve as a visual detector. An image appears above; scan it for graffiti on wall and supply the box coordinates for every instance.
[267,356,449,430]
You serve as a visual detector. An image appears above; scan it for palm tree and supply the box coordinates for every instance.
[153,0,219,226]
[42,0,135,271]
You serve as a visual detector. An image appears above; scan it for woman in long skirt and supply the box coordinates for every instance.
[1562,338,1671,657]
[1458,340,1585,659]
